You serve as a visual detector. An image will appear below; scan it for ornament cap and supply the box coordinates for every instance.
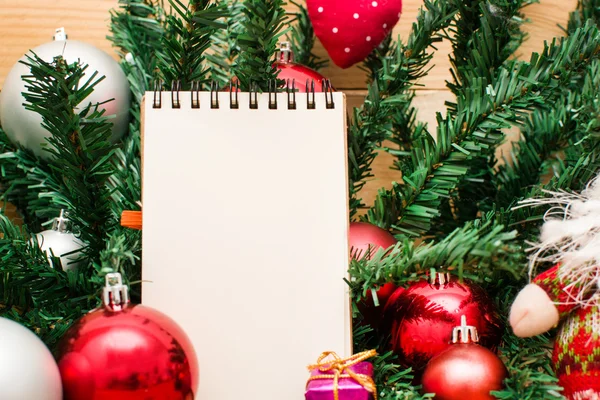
[277,41,294,64]
[53,27,67,41]
[103,272,130,312]
[52,210,71,233]
[452,315,479,344]
[430,271,451,286]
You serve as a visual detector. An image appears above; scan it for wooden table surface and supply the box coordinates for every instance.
[0,0,576,209]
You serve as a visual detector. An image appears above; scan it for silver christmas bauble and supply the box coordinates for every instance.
[0,317,62,400]
[35,211,85,271]
[0,31,131,159]
[36,229,85,271]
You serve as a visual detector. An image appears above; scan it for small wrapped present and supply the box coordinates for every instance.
[305,350,377,400]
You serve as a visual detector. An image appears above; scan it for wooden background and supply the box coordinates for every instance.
[0,0,577,208]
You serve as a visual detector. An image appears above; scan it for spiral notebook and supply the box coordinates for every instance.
[141,82,351,400]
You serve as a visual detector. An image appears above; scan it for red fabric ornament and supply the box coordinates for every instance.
[307,0,403,68]
[275,42,329,92]
[421,316,507,399]
[350,222,398,326]
[56,273,198,400]
[382,273,502,371]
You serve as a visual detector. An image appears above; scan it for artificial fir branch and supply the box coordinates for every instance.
[206,0,245,86]
[348,0,456,218]
[445,0,533,226]
[287,0,328,71]
[366,21,600,237]
[157,0,227,89]
[109,0,166,84]
[0,212,100,348]
[233,0,289,91]
[21,54,116,257]
[568,0,600,33]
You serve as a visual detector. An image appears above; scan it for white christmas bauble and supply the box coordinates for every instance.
[36,229,85,271]
[0,38,131,159]
[0,317,62,400]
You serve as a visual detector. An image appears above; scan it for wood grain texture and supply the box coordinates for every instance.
[0,0,576,90]
[0,0,577,211]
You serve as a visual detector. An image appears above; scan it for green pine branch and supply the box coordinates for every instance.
[568,0,600,33]
[0,212,101,348]
[348,0,456,218]
[287,0,328,71]
[157,0,227,89]
[233,0,289,91]
[109,0,166,85]
[366,21,600,237]
[206,0,246,86]
[20,54,117,257]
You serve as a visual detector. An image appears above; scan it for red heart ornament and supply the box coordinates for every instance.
[307,0,403,69]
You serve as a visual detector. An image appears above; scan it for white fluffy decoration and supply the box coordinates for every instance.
[516,174,600,307]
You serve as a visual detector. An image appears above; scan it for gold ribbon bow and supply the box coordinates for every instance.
[306,350,378,400]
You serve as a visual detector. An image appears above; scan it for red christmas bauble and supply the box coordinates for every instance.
[274,42,329,92]
[421,318,507,399]
[350,222,398,326]
[57,274,198,400]
[382,273,502,371]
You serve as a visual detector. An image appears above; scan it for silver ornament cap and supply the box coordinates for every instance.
[452,315,480,344]
[276,41,294,64]
[103,272,130,312]
[53,27,67,41]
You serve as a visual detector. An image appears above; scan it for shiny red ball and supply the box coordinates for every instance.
[275,62,329,92]
[382,276,502,371]
[421,343,507,399]
[350,222,398,325]
[57,304,198,400]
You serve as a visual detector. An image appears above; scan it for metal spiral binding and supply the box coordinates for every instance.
[171,80,181,109]
[150,79,335,110]
[152,79,163,109]
[191,81,200,109]
[322,79,335,109]
[287,79,297,110]
[268,79,278,110]
[306,80,316,110]
[210,81,219,109]
[229,81,239,109]
[249,82,259,109]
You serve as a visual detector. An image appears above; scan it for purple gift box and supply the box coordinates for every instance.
[305,361,375,400]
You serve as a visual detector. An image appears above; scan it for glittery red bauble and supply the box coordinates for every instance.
[350,222,398,326]
[307,0,403,68]
[421,343,507,399]
[57,304,198,400]
[382,274,502,371]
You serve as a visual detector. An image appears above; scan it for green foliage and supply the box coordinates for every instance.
[367,21,600,237]
[233,0,289,91]
[348,0,456,218]
[206,0,246,86]
[287,0,328,71]
[157,0,227,89]
[568,0,600,32]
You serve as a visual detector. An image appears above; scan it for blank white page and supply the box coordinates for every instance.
[142,90,351,400]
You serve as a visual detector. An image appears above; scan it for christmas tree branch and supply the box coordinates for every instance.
[287,0,328,71]
[0,212,100,347]
[568,0,600,33]
[366,21,600,237]
[348,0,456,218]
[20,54,116,258]
[206,0,245,86]
[157,0,227,89]
[233,0,289,91]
